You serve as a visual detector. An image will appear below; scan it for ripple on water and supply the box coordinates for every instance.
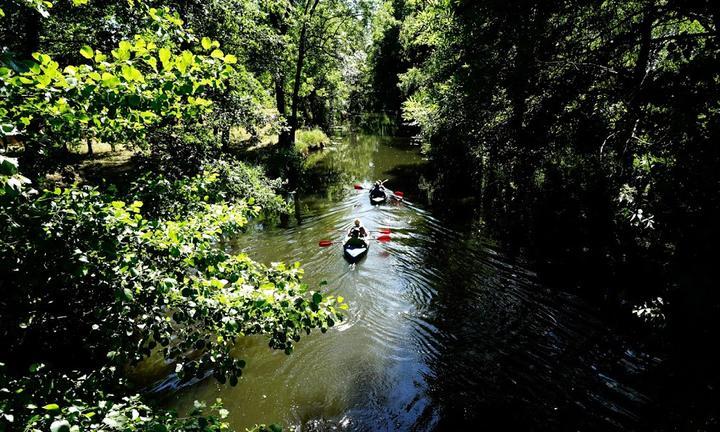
[165,137,659,432]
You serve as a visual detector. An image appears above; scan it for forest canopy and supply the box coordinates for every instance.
[3,0,720,430]
[379,0,720,327]
[1,0,364,430]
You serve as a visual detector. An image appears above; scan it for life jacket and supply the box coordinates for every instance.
[349,227,361,238]
[370,185,384,197]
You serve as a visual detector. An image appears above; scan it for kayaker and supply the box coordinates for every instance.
[347,218,368,239]
[346,228,367,248]
[370,180,386,198]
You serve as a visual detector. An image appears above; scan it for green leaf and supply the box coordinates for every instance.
[201,37,212,50]
[181,50,195,68]
[159,48,172,69]
[0,156,18,176]
[312,292,322,304]
[43,403,60,411]
[122,288,134,301]
[121,65,144,82]
[101,73,121,89]
[112,47,131,62]
[223,54,237,64]
[210,49,224,59]
[79,45,94,59]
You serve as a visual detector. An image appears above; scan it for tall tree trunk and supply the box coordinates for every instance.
[221,127,230,152]
[284,0,321,148]
[506,4,533,228]
[620,8,654,176]
[287,25,309,146]
[276,74,293,147]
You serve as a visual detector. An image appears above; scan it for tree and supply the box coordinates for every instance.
[1,3,348,431]
[264,0,370,147]
[393,0,720,316]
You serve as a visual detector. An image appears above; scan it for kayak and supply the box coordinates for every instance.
[370,190,387,204]
[343,239,369,263]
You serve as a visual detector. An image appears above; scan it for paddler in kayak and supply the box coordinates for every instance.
[369,180,386,199]
[346,219,368,248]
[373,180,386,194]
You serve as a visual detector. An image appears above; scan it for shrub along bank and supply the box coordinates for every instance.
[0,153,346,431]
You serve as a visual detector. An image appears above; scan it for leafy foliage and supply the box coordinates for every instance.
[388,0,720,321]
[1,363,234,432]
[0,2,355,431]
[128,157,290,219]
[0,155,33,197]
[1,4,263,169]
[0,157,344,430]
[295,128,330,154]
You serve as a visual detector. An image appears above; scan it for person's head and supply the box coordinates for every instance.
[354,219,360,227]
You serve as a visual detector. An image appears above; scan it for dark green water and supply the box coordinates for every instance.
[165,135,659,431]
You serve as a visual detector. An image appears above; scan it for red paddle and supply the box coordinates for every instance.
[327,228,391,234]
[354,183,404,199]
[319,235,391,247]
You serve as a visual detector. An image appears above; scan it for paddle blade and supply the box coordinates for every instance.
[319,240,333,247]
[378,228,391,235]
[394,191,404,198]
[353,184,364,190]
[376,235,391,242]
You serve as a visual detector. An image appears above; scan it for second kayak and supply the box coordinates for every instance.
[370,190,387,204]
[343,239,369,263]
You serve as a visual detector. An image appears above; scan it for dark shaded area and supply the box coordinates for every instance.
[371,1,720,426]
[372,142,720,431]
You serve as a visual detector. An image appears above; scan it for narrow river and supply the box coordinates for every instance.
[167,135,661,431]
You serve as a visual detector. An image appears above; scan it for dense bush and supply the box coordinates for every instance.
[0,156,346,431]
[294,128,330,155]
[0,365,234,432]
[128,157,290,219]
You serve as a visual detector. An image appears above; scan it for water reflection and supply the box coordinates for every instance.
[166,136,661,431]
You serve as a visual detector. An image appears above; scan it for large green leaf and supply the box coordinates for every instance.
[79,45,94,60]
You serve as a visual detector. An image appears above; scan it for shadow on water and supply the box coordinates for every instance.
[162,135,672,431]
[401,227,662,431]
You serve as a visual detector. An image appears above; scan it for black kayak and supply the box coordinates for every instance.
[343,239,369,263]
[370,190,387,204]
